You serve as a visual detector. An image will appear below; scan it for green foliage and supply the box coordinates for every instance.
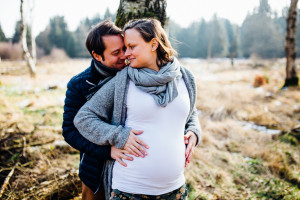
[31,0,298,59]
[241,13,284,58]
[36,26,52,54]
[9,153,20,162]
[48,16,70,49]
[246,158,266,174]
[240,0,285,58]
[0,24,7,42]
[280,133,299,146]
[169,17,239,58]
[295,11,300,57]
[36,14,115,58]
[256,178,300,200]
[73,14,104,58]
[73,22,90,58]
[12,20,32,48]
[37,16,78,57]
[186,183,198,200]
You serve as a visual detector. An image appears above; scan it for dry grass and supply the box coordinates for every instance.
[184,58,300,199]
[0,59,88,199]
[0,58,300,199]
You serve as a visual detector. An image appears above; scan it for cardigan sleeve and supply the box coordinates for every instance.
[182,66,202,146]
[74,78,131,149]
[185,107,202,145]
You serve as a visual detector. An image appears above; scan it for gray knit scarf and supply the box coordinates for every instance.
[127,57,182,107]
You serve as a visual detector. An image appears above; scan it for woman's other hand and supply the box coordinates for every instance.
[111,146,133,167]
[124,130,149,158]
[184,131,197,167]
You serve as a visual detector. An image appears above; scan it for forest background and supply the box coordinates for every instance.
[0,0,294,60]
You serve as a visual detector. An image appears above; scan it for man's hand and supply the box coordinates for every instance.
[111,146,133,167]
[184,131,197,167]
[124,130,149,158]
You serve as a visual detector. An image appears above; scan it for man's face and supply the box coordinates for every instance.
[96,35,126,70]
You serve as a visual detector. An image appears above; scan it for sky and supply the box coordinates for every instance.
[0,0,291,38]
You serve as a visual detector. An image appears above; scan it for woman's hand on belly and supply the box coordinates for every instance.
[124,130,149,158]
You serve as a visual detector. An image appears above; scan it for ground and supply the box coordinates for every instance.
[0,58,299,200]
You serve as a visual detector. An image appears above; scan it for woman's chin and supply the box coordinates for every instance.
[129,64,140,69]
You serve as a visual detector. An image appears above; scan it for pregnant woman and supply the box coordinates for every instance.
[74,18,201,200]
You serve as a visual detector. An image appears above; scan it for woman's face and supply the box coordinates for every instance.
[124,28,157,70]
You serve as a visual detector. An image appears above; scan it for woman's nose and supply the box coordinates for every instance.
[125,49,130,57]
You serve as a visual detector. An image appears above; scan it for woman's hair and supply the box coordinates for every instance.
[124,18,177,68]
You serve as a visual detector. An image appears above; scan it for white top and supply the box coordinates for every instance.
[112,78,190,195]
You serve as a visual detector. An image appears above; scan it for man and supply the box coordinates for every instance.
[62,20,132,200]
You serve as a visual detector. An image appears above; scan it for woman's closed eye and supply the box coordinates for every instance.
[128,45,134,50]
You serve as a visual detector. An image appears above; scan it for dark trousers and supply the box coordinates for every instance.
[110,184,188,200]
[82,182,105,200]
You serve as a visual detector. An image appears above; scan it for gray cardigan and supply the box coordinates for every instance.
[74,65,201,199]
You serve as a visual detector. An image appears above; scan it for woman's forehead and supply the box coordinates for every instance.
[124,29,143,43]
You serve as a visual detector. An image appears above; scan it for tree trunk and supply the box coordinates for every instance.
[20,0,36,77]
[207,16,216,60]
[29,0,36,64]
[115,0,167,29]
[284,0,299,87]
[230,26,238,67]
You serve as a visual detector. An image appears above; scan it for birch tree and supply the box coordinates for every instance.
[284,0,299,87]
[20,0,36,77]
[28,0,36,63]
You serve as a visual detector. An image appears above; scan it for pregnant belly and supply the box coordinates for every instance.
[113,142,186,182]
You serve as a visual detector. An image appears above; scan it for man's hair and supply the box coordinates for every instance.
[85,20,122,60]
[123,18,177,68]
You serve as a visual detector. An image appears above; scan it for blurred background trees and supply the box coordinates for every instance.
[0,0,299,60]
[0,24,7,42]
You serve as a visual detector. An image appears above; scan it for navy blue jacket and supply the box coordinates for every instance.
[62,60,114,193]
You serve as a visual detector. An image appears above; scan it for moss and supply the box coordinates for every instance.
[256,178,300,200]
[115,0,167,28]
[246,158,266,175]
[280,133,299,145]
[187,183,197,200]
[290,128,300,141]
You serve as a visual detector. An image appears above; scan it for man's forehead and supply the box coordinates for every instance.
[102,34,124,42]
[103,35,124,47]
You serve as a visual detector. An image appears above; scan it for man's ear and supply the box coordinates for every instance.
[92,51,103,62]
[151,38,159,51]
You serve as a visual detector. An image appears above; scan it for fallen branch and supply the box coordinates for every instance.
[24,170,81,200]
[22,136,26,157]
[35,125,62,133]
[0,161,33,173]
[0,162,18,198]
[1,139,55,151]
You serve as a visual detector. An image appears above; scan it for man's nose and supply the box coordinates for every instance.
[119,48,126,59]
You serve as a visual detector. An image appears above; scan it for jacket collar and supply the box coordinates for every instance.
[86,59,119,85]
